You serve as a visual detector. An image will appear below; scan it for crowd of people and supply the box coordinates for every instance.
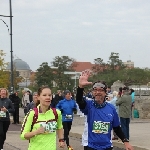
[0,70,136,150]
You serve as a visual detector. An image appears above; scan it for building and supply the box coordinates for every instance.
[72,61,94,72]
[123,60,134,68]
[6,58,31,88]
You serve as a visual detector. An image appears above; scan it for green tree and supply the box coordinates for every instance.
[0,50,10,88]
[108,52,125,71]
[36,62,54,87]
[51,56,75,90]
[92,58,106,73]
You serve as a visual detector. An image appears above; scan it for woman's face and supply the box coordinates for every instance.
[33,94,38,103]
[0,89,7,98]
[38,88,52,106]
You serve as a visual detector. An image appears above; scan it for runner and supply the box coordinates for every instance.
[56,90,77,150]
[21,86,65,150]
[76,70,133,150]
[0,88,14,150]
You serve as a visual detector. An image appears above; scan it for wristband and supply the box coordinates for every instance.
[122,138,129,143]
[59,139,65,142]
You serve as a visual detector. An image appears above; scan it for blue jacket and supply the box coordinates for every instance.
[56,99,77,122]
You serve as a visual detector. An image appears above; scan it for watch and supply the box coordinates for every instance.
[122,138,129,142]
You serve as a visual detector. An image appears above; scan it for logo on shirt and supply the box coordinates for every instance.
[92,121,110,134]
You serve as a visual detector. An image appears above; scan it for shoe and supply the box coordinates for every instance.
[68,145,73,150]
[12,122,16,124]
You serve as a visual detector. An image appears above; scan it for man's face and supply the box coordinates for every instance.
[92,87,106,104]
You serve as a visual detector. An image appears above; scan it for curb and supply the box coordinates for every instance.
[70,132,149,150]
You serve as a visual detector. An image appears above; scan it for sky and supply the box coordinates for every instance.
[0,0,150,71]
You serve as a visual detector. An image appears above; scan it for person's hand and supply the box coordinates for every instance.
[1,106,7,112]
[79,70,92,88]
[59,141,65,148]
[35,127,45,135]
[124,142,134,150]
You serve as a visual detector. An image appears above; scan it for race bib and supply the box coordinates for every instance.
[65,115,72,120]
[40,121,57,133]
[0,111,6,118]
[92,121,110,134]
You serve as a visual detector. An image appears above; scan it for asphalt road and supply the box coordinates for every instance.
[6,124,125,150]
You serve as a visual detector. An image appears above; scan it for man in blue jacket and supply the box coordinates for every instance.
[56,90,77,150]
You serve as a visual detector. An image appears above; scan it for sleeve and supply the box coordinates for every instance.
[56,110,63,130]
[26,103,31,113]
[112,107,120,127]
[56,101,61,110]
[116,97,123,106]
[8,99,14,113]
[20,110,34,140]
[76,87,87,109]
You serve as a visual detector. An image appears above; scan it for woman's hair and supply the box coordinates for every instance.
[37,86,50,96]
[113,91,118,97]
[0,88,9,98]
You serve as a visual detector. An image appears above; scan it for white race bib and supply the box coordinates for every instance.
[0,111,6,118]
[65,115,72,120]
[40,121,57,133]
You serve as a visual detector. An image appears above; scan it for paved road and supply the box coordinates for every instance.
[5,124,125,150]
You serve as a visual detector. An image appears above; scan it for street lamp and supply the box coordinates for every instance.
[0,0,14,92]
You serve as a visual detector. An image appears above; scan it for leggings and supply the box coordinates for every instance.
[84,146,113,150]
[0,121,10,149]
[62,121,72,147]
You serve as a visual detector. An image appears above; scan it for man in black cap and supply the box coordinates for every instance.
[56,90,77,150]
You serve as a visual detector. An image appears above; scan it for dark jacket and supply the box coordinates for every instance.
[10,93,21,107]
[51,94,63,107]
[27,101,36,113]
[0,98,14,121]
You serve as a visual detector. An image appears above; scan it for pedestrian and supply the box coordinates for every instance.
[110,91,119,140]
[26,92,39,113]
[116,87,132,140]
[21,86,65,150]
[0,88,14,150]
[10,92,21,124]
[51,90,63,108]
[56,90,77,150]
[76,70,133,150]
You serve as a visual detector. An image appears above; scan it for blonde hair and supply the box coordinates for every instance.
[0,88,9,98]
[113,91,118,97]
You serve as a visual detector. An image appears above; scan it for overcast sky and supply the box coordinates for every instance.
[0,0,150,71]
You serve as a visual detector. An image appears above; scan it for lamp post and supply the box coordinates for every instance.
[9,0,14,93]
[0,0,14,92]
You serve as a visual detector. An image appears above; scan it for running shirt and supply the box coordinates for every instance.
[81,100,120,150]
[21,105,63,150]
[56,99,77,122]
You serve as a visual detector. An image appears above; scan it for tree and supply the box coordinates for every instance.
[36,62,54,87]
[0,50,10,88]
[51,56,76,90]
[108,52,125,71]
[92,58,106,73]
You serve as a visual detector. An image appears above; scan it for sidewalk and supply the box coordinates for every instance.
[9,108,150,150]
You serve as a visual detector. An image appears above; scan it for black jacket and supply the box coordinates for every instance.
[0,98,14,121]
[9,93,21,107]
